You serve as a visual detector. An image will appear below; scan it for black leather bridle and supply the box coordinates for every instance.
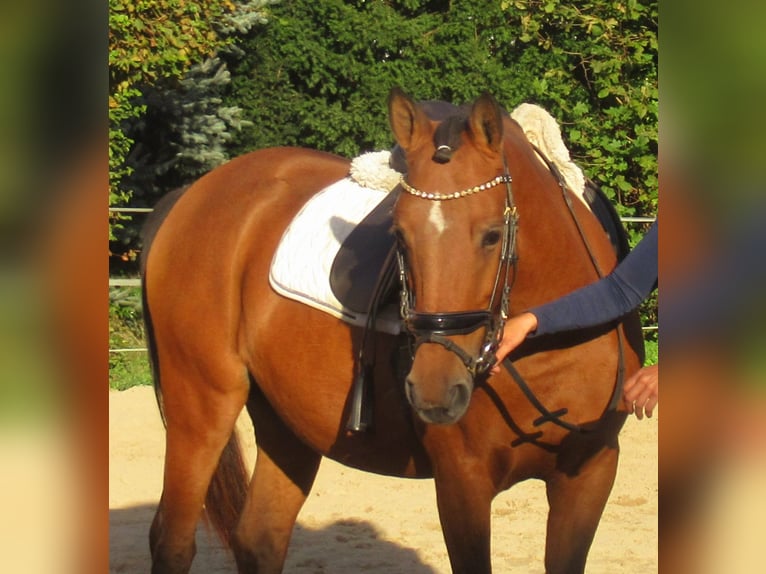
[346,145,628,435]
[396,159,519,378]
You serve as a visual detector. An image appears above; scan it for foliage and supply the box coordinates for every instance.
[108,0,277,242]
[108,0,658,375]
[510,0,657,218]
[109,287,152,390]
[109,0,231,84]
[116,57,249,217]
[109,84,143,238]
[109,352,153,391]
[109,0,229,224]
[643,337,658,366]
[110,0,656,239]
[217,0,657,332]
[224,0,656,219]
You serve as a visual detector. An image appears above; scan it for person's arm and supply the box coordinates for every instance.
[493,221,657,368]
[531,221,657,336]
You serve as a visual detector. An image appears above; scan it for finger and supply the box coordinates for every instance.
[645,395,658,417]
[638,381,658,408]
[634,402,644,420]
[636,388,653,410]
[494,343,511,362]
[623,376,638,393]
[623,374,645,398]
[623,382,644,403]
[624,374,654,403]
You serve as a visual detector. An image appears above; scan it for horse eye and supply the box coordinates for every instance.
[482,229,502,248]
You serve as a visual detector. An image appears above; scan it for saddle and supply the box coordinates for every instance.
[328,190,399,315]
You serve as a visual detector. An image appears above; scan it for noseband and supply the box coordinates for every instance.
[396,159,519,378]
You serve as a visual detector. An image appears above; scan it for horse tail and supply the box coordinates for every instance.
[140,186,249,547]
[203,432,249,547]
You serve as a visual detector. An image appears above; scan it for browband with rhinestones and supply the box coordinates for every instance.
[399,174,512,200]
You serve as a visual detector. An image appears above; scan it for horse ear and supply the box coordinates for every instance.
[468,92,504,155]
[388,87,431,152]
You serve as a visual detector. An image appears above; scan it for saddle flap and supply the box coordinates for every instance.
[329,191,399,314]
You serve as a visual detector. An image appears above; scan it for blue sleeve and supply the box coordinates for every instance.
[530,221,657,336]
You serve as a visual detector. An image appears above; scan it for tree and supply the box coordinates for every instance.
[223,0,657,221]
[110,0,227,214]
[108,0,277,244]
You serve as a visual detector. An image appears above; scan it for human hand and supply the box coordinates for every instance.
[490,312,538,375]
[623,364,658,420]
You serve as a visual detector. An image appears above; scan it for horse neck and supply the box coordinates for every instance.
[501,126,617,310]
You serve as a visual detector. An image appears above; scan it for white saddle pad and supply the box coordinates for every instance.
[269,152,403,335]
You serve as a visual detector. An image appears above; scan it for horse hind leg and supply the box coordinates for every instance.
[543,430,621,574]
[232,382,322,573]
[149,356,250,574]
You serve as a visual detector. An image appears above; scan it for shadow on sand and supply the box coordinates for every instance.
[109,504,439,573]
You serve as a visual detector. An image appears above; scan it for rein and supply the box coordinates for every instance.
[530,145,628,417]
[397,158,518,378]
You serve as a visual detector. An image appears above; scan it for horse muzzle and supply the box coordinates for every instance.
[405,365,473,425]
[402,310,500,424]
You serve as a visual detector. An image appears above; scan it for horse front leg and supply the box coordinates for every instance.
[427,431,495,574]
[543,428,621,574]
[435,477,494,573]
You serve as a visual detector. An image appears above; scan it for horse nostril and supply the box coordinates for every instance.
[404,376,473,424]
[449,381,471,411]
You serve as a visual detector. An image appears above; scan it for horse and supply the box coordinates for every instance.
[141,87,644,573]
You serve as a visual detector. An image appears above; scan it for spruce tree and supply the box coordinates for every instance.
[110,0,278,251]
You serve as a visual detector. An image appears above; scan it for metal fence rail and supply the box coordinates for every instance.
[110,215,657,353]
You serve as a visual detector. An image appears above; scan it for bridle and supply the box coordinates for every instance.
[396,158,519,378]
[384,145,627,438]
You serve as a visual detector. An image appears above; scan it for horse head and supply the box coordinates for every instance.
[389,88,517,425]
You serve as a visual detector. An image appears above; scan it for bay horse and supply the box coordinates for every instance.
[141,88,644,573]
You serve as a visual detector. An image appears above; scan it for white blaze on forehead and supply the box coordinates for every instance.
[427,200,447,234]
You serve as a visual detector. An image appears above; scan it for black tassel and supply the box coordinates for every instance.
[346,365,374,432]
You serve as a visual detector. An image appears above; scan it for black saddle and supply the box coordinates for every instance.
[329,189,400,315]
